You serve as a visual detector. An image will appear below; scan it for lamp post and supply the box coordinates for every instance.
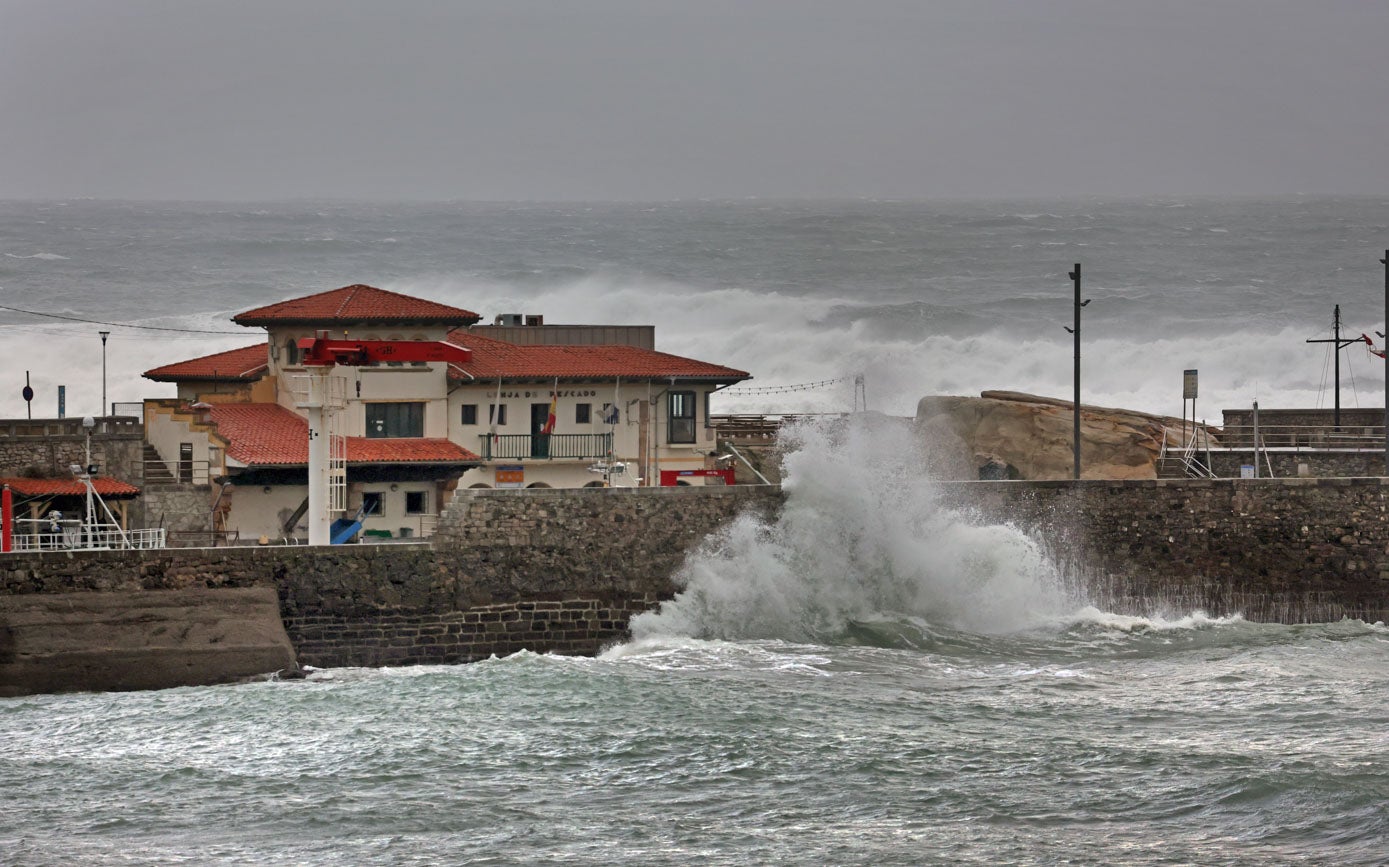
[99,330,109,417]
[1062,263,1090,480]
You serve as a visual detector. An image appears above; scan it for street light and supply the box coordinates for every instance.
[1062,263,1090,480]
[99,331,109,417]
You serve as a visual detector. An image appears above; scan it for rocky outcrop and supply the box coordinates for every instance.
[917,391,1207,481]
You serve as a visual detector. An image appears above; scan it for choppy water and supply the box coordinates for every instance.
[2,199,1389,863]
[4,413,1388,864]
[3,621,1386,866]
[0,196,1387,417]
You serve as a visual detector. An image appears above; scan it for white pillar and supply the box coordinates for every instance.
[306,372,331,546]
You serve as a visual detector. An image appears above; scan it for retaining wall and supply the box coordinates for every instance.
[0,486,782,692]
[947,477,1389,623]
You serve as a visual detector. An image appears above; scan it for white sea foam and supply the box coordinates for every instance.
[630,414,1078,642]
[1062,606,1247,632]
[4,251,69,260]
[392,274,1381,421]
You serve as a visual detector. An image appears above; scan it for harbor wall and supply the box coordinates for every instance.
[0,586,294,698]
[5,478,1389,696]
[0,486,782,693]
[946,477,1389,623]
[1204,449,1383,480]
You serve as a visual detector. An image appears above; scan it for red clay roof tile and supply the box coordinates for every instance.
[444,331,749,382]
[234,285,480,326]
[207,404,480,467]
[0,477,141,497]
[143,343,269,382]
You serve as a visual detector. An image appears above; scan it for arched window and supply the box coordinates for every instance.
[283,337,300,366]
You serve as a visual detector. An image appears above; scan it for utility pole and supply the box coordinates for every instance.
[1306,304,1362,430]
[1062,263,1090,479]
[1383,252,1388,476]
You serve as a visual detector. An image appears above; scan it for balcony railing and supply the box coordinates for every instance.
[478,433,613,461]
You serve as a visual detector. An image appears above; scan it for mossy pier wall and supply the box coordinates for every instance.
[4,479,1389,696]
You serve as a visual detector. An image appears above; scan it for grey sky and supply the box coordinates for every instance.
[2,0,1386,201]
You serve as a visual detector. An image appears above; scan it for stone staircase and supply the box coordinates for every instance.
[141,443,175,485]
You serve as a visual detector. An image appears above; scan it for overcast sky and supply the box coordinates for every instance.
[3,0,1387,201]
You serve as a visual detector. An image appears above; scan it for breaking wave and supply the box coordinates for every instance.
[630,414,1082,642]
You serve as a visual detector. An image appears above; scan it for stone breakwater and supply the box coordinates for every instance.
[948,476,1389,623]
[0,486,782,694]
[4,479,1389,696]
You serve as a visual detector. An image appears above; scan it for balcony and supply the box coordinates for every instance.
[477,433,613,461]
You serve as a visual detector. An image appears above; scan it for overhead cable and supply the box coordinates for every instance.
[724,376,853,396]
[0,303,243,335]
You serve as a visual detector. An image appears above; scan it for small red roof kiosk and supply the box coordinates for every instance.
[295,334,472,545]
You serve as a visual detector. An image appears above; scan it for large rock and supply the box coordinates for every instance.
[0,586,297,696]
[917,391,1206,480]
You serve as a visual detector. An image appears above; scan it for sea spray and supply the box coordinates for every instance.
[631,413,1080,642]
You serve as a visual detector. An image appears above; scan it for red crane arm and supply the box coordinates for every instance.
[295,336,473,367]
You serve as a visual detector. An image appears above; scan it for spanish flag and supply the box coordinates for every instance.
[541,387,557,434]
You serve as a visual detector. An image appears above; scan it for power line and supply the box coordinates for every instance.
[0,303,243,334]
[724,376,854,396]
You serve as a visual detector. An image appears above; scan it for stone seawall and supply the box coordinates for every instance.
[6,478,1389,696]
[0,586,294,697]
[0,486,782,693]
[947,477,1389,623]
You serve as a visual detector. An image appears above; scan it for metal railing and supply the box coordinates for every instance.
[709,413,849,440]
[478,433,612,461]
[143,458,212,485]
[1159,428,1217,479]
[1216,424,1386,450]
[10,520,166,552]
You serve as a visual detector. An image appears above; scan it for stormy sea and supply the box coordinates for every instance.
[1,197,1387,864]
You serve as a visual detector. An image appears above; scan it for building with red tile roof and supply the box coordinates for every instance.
[207,404,477,468]
[233,284,480,327]
[144,344,269,382]
[141,282,754,542]
[445,331,748,383]
[0,477,141,498]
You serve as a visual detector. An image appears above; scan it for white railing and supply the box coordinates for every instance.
[1159,427,1217,479]
[11,520,166,552]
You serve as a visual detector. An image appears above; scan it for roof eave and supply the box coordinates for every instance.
[234,316,482,328]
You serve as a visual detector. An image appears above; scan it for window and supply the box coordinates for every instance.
[283,337,300,366]
[488,404,507,426]
[668,391,696,443]
[362,492,383,516]
[405,491,427,515]
[575,403,591,424]
[366,402,424,438]
[461,404,478,425]
[178,443,193,483]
